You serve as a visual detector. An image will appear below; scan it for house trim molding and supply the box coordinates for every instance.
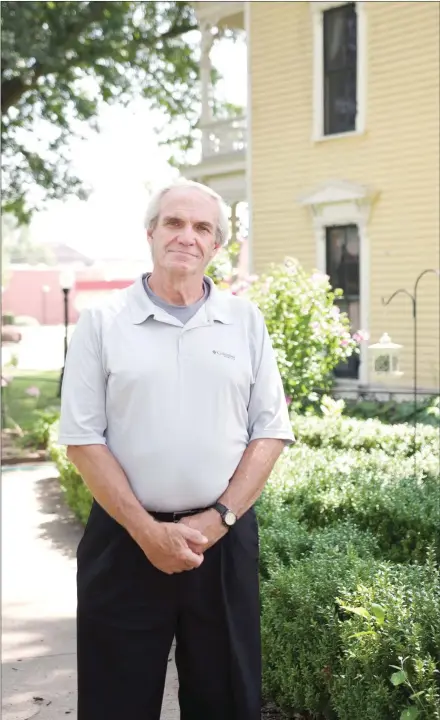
[311,0,367,142]
[300,180,378,385]
[194,1,244,27]
[244,0,253,274]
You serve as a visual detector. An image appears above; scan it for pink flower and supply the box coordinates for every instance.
[311,272,329,284]
[353,329,370,343]
[341,339,349,347]
[26,386,40,398]
[285,395,292,405]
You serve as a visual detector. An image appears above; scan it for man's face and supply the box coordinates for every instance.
[148,187,221,277]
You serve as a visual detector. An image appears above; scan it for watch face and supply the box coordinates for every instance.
[224,511,236,527]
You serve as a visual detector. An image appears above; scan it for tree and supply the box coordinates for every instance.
[1,1,201,223]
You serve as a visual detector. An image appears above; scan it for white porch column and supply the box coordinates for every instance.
[200,22,214,157]
[230,202,238,243]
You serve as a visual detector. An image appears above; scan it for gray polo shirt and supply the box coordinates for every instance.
[58,275,294,512]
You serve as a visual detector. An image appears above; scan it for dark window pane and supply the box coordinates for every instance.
[326,225,359,298]
[324,10,347,71]
[324,69,357,135]
[323,3,357,135]
[346,12,357,66]
[324,3,357,70]
[326,225,360,379]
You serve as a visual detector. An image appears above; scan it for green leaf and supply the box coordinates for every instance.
[348,630,377,639]
[391,670,408,686]
[341,605,372,621]
[370,603,386,625]
[400,707,420,720]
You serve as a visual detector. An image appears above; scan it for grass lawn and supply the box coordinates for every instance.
[2,370,61,430]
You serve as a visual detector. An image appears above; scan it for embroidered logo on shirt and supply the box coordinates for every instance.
[213,350,235,360]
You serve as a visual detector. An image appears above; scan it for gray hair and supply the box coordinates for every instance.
[144,178,230,247]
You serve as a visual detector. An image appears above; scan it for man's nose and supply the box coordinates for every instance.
[176,224,195,245]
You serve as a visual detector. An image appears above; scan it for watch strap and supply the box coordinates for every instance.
[213,502,229,517]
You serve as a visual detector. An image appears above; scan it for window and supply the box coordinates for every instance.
[326,224,360,378]
[323,3,357,135]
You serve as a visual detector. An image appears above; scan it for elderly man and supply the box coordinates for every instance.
[59,179,294,720]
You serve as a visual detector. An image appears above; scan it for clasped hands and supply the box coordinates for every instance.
[142,508,228,575]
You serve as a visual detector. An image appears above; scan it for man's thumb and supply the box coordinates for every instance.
[178,524,208,545]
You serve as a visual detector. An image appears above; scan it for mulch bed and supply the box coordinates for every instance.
[262,702,313,719]
[1,429,48,465]
[262,703,286,718]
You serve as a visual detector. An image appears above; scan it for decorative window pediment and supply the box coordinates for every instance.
[299,180,374,207]
[299,180,378,226]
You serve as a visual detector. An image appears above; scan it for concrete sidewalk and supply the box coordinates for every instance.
[1,463,179,720]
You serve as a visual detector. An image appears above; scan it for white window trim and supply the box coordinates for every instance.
[311,0,367,142]
[299,181,376,386]
[245,0,253,274]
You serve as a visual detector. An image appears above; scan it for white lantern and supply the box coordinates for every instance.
[368,332,403,379]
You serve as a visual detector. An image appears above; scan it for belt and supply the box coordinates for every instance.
[148,507,209,523]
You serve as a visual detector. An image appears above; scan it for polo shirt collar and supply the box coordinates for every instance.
[128,274,233,326]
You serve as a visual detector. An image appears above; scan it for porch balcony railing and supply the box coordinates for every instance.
[200,115,247,159]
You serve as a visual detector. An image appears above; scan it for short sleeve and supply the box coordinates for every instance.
[58,308,108,446]
[247,312,295,445]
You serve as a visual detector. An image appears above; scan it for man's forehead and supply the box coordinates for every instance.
[159,187,218,219]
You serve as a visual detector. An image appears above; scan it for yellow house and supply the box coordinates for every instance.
[184,1,440,394]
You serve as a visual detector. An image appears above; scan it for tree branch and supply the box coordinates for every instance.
[159,21,198,41]
[1,63,44,115]
[1,1,112,116]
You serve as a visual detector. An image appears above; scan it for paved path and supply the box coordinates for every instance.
[1,463,179,720]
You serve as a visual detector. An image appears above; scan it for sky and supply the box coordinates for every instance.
[29,36,247,262]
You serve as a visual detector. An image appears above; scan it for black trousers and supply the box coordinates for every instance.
[76,501,261,719]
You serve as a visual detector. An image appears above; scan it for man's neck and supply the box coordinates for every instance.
[147,270,205,307]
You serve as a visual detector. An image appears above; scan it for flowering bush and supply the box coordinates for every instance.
[206,239,241,288]
[245,258,359,409]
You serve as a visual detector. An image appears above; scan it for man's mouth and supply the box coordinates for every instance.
[169,250,198,258]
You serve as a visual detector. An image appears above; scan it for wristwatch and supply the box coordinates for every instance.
[213,502,237,529]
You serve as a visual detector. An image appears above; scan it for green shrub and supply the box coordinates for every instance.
[257,500,380,581]
[333,553,440,720]
[246,258,358,410]
[291,414,440,457]
[49,428,92,525]
[344,395,440,428]
[20,408,59,450]
[265,445,440,563]
[261,544,377,718]
[14,315,40,326]
[262,552,440,720]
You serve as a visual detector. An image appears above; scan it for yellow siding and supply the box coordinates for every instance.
[249,1,439,390]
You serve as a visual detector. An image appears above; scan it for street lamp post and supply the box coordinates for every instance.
[58,269,75,396]
[380,268,440,473]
